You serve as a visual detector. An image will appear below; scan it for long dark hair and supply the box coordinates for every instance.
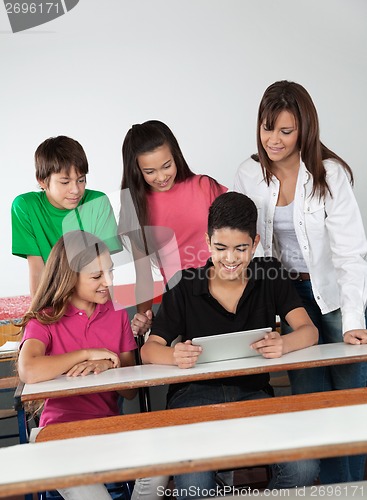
[119,120,220,254]
[252,80,353,198]
[120,120,194,228]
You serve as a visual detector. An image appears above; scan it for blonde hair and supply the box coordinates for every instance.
[19,231,109,327]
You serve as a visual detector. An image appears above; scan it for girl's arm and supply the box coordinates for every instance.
[251,307,318,358]
[117,351,138,399]
[131,240,154,331]
[18,339,120,384]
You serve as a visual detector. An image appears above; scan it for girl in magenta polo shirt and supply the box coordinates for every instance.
[18,230,137,499]
[119,120,227,337]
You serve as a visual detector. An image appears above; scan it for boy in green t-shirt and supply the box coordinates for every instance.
[12,136,122,296]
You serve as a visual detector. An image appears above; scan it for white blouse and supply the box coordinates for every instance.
[234,156,367,333]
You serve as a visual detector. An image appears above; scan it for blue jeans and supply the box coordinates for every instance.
[282,279,367,483]
[283,281,367,393]
[168,382,319,499]
[48,482,131,499]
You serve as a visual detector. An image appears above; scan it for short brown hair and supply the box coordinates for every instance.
[35,135,89,185]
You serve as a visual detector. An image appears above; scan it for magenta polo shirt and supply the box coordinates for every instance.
[21,301,137,426]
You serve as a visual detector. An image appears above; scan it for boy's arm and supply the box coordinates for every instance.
[281,307,318,353]
[27,256,45,297]
[251,259,318,358]
[12,196,46,296]
[18,339,120,384]
[251,307,318,359]
[141,334,202,369]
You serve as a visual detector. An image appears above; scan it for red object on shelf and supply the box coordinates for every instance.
[0,295,31,321]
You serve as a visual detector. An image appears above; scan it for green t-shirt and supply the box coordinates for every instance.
[11,189,122,261]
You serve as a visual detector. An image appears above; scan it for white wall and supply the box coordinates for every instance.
[1,0,366,298]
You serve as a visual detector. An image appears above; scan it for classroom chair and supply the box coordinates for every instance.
[0,376,19,442]
[0,325,22,442]
[215,466,271,491]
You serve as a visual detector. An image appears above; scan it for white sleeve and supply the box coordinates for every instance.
[233,162,249,194]
[324,162,367,332]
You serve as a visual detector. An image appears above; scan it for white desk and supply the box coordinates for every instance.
[0,349,17,362]
[1,402,367,497]
[0,341,19,362]
[20,342,367,402]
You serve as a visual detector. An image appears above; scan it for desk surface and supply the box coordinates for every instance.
[21,342,367,401]
[0,349,17,361]
[1,400,367,497]
[35,387,367,441]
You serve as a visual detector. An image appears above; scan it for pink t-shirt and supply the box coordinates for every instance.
[21,301,137,426]
[147,175,227,283]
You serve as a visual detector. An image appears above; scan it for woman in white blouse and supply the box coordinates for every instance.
[234,80,367,484]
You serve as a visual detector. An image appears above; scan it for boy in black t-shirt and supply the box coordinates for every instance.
[139,192,319,498]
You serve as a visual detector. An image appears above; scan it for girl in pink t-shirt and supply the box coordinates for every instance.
[119,120,227,335]
[18,230,137,500]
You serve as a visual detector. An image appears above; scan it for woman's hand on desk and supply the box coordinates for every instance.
[251,331,284,359]
[173,340,202,369]
[131,310,153,336]
[344,329,367,345]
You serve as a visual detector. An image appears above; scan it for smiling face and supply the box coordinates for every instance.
[71,250,114,315]
[38,166,86,209]
[137,143,177,192]
[260,110,299,167]
[206,228,259,282]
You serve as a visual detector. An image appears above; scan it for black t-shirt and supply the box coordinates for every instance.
[152,257,303,400]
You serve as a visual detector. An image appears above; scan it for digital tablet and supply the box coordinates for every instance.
[192,327,272,364]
